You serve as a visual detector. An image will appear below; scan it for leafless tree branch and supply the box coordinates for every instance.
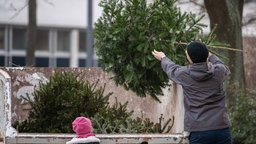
[243,16,256,26]
[9,0,29,20]
[43,0,55,7]
[177,0,206,14]
[9,0,54,20]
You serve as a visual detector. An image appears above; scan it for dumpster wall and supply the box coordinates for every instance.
[0,67,186,144]
[5,133,187,144]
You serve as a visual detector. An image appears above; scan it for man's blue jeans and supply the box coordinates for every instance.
[189,127,232,144]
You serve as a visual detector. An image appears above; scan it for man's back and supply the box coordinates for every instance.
[152,41,232,144]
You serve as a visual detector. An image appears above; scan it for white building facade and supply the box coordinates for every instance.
[0,0,255,67]
[0,0,102,67]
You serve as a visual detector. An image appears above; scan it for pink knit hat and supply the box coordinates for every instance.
[72,117,95,138]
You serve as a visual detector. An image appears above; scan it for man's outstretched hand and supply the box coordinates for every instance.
[152,49,166,61]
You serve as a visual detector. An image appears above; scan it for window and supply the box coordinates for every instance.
[36,57,49,67]
[0,56,4,66]
[36,29,49,51]
[0,27,4,50]
[57,30,70,52]
[13,28,27,50]
[79,31,86,52]
[79,58,86,67]
[12,56,25,66]
[57,58,69,67]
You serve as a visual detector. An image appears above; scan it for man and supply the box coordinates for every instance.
[152,41,232,144]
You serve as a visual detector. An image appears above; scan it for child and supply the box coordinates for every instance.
[66,116,100,144]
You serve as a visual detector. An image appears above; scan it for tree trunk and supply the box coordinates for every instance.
[26,0,37,66]
[204,0,245,89]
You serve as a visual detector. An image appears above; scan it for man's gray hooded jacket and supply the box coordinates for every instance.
[161,54,231,132]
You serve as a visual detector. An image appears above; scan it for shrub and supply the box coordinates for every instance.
[13,72,111,133]
[92,98,174,134]
[228,85,256,144]
[13,71,173,134]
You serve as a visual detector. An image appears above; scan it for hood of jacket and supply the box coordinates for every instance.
[189,62,214,81]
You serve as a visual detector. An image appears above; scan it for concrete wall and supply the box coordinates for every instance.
[0,67,185,140]
[0,69,12,137]
[4,133,186,144]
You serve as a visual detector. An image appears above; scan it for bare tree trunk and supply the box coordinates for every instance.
[204,0,245,89]
[26,0,37,66]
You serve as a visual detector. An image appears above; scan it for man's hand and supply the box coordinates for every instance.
[208,52,212,57]
[152,49,166,61]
